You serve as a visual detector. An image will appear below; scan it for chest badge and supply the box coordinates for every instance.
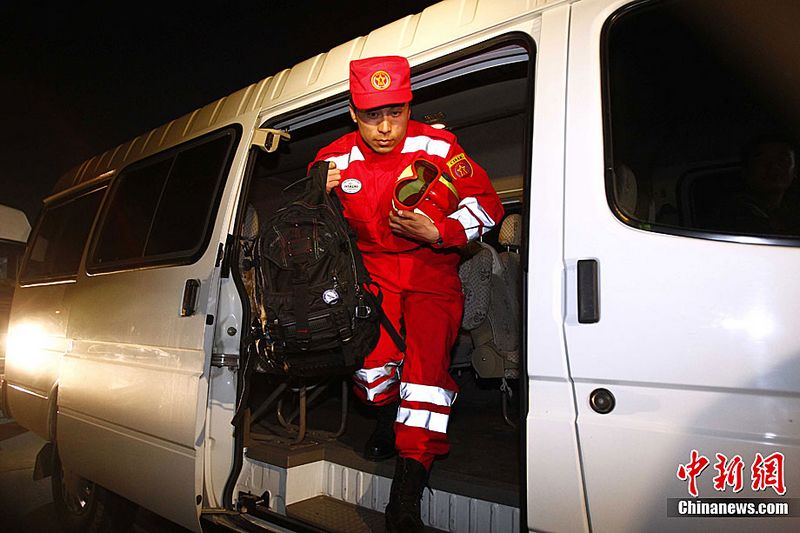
[341,178,362,194]
[322,289,340,305]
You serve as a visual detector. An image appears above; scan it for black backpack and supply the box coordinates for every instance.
[251,161,403,377]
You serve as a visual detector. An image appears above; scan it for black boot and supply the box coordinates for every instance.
[385,457,427,533]
[363,402,397,461]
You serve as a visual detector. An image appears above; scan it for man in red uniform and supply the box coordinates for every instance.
[313,55,503,532]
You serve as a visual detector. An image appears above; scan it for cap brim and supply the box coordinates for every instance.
[352,89,412,110]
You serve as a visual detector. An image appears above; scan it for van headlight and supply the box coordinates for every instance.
[5,322,50,374]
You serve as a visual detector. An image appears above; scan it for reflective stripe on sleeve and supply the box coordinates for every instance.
[448,196,496,240]
[396,406,450,434]
[401,135,451,158]
[325,145,365,170]
[400,382,457,407]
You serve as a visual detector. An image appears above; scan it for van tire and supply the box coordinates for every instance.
[51,448,138,533]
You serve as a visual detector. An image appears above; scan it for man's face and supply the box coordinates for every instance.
[350,103,411,154]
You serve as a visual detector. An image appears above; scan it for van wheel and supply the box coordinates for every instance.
[52,449,138,533]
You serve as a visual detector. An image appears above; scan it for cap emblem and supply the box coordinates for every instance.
[370,70,391,91]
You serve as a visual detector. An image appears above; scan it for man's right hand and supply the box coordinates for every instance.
[326,161,341,193]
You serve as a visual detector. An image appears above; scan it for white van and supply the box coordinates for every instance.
[4,0,799,531]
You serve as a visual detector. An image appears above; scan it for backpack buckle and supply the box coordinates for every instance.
[355,304,372,319]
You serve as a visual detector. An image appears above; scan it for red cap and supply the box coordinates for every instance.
[349,55,412,110]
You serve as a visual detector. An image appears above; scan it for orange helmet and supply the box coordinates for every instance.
[392,158,460,222]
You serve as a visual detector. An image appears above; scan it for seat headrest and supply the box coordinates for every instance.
[498,214,522,247]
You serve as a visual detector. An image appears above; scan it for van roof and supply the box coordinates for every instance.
[0,205,31,243]
[51,0,558,196]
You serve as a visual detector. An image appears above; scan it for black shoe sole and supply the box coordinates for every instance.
[364,448,398,462]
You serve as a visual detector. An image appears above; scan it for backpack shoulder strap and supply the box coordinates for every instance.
[307,160,331,204]
[378,295,407,353]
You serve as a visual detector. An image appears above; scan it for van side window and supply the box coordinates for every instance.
[92,158,171,264]
[604,0,800,244]
[20,188,105,283]
[89,128,238,270]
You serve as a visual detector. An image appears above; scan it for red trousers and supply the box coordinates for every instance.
[352,248,463,470]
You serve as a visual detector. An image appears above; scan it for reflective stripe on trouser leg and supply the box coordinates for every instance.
[352,287,404,406]
[396,383,457,433]
[353,361,401,402]
[394,290,463,470]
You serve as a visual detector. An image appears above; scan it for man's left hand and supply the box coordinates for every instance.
[388,209,441,244]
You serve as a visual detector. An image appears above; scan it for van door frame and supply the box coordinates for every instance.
[223,31,540,524]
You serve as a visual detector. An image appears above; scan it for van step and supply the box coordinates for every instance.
[287,495,443,533]
[239,458,521,532]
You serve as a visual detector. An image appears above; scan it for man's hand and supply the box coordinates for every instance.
[326,161,341,193]
[388,209,441,244]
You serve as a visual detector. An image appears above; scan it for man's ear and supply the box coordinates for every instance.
[349,105,357,123]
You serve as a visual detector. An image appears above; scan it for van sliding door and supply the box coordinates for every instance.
[59,126,245,531]
[564,0,800,531]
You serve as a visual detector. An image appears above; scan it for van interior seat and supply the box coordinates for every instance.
[496,213,522,379]
[450,241,491,369]
[456,213,522,380]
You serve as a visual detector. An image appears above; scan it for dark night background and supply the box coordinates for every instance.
[0,1,439,225]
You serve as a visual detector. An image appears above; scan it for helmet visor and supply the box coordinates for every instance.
[394,159,440,208]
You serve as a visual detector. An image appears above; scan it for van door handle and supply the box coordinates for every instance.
[577,259,599,323]
[181,279,200,317]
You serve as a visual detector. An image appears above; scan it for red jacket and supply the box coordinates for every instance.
[314,120,504,255]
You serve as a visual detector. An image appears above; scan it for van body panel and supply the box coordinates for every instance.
[59,339,205,446]
[59,253,216,532]
[52,115,258,531]
[204,273,242,506]
[564,0,800,530]
[263,1,564,106]
[4,283,70,438]
[525,3,591,532]
[205,365,237,508]
[572,384,800,532]
[56,406,199,529]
